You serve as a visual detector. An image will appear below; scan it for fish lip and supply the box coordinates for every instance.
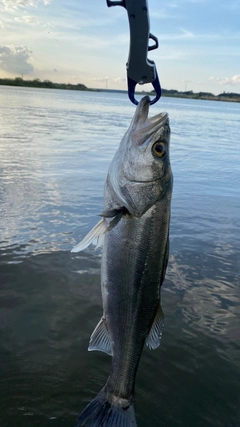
[130,96,169,146]
[131,95,151,132]
[149,111,169,125]
[137,95,151,111]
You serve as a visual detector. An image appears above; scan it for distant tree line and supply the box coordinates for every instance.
[160,88,240,102]
[0,77,88,91]
[0,77,239,102]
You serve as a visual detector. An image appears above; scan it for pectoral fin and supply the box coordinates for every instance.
[100,207,128,231]
[88,318,113,356]
[71,218,107,252]
[71,208,127,253]
[146,305,164,350]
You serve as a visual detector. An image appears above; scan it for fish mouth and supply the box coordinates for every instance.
[131,96,151,132]
[131,96,169,145]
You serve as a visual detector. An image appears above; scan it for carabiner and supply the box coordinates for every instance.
[106,0,162,105]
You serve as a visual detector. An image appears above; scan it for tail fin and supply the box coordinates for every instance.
[75,388,137,427]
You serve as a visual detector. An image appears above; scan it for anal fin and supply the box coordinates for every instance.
[88,318,113,356]
[146,305,164,350]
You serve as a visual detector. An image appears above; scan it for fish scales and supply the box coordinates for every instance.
[72,95,173,427]
[104,200,170,399]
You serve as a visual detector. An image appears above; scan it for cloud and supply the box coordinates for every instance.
[15,15,40,24]
[91,76,109,82]
[113,77,125,83]
[160,28,195,41]
[0,45,33,74]
[90,76,126,83]
[0,0,50,10]
[221,0,240,12]
[209,75,240,86]
[222,75,240,85]
[209,76,221,83]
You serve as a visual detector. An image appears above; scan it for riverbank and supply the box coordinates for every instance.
[0,77,239,103]
[160,88,240,103]
[0,77,88,91]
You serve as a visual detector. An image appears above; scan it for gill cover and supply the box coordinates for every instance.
[105,95,171,216]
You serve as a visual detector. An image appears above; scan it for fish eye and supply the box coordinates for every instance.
[152,142,165,158]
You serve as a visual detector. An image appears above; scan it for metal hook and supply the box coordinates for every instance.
[106,0,162,106]
[106,0,126,6]
[128,72,161,106]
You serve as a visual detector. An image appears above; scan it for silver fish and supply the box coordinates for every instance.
[72,95,173,427]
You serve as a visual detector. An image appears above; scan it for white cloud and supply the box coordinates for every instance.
[0,45,33,74]
[113,77,125,83]
[0,0,50,10]
[222,75,240,85]
[159,28,195,41]
[208,75,240,86]
[182,0,209,3]
[178,28,195,39]
[158,30,240,45]
[91,76,109,82]
[231,75,240,84]
[91,76,126,83]
[155,48,190,60]
[151,10,174,19]
[15,15,40,24]
[221,0,240,11]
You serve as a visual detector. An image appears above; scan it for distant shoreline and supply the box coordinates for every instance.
[1,77,240,103]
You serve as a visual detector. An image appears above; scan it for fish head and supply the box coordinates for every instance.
[106,96,173,216]
[122,95,171,182]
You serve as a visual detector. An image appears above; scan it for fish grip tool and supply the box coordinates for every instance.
[107,0,161,105]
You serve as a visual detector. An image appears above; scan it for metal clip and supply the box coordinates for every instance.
[107,0,161,105]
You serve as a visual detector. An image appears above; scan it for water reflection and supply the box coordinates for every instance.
[0,88,240,426]
[0,247,239,426]
[167,246,240,346]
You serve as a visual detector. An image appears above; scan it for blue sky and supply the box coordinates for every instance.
[0,0,239,94]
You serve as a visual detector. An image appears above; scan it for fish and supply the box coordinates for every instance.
[71,95,173,427]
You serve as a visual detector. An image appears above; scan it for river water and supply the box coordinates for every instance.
[0,86,239,427]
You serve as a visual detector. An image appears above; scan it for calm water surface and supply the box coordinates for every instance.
[0,86,240,427]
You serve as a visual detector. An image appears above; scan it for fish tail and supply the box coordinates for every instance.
[75,387,137,427]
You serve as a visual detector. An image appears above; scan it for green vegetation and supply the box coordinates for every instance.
[0,77,240,102]
[0,77,88,91]
[158,88,240,103]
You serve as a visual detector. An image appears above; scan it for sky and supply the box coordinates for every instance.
[0,0,239,94]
